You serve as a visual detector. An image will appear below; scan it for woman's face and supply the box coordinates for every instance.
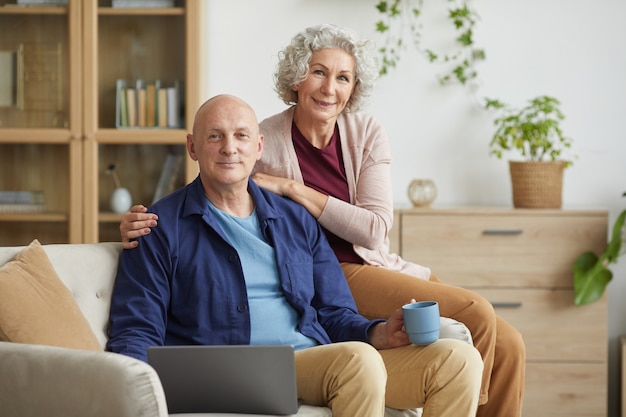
[293,48,356,123]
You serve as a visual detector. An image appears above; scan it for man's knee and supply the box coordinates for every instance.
[334,342,387,392]
[436,339,484,388]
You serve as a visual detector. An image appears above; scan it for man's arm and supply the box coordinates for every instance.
[107,228,170,361]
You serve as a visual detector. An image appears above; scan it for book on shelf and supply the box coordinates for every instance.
[126,87,137,127]
[0,190,45,213]
[157,87,168,128]
[167,87,178,128]
[135,80,147,127]
[152,153,185,204]
[146,83,157,127]
[116,79,180,129]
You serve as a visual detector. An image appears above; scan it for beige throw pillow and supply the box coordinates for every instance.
[0,239,102,351]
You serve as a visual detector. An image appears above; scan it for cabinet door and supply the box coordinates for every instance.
[0,1,82,245]
[82,0,200,242]
[525,362,606,417]
[477,288,607,361]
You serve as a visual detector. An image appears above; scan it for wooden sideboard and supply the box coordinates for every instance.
[389,207,608,417]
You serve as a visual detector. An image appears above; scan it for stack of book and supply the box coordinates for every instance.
[116,79,181,129]
[0,190,45,213]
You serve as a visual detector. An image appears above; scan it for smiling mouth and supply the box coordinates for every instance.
[313,98,334,107]
[218,161,240,167]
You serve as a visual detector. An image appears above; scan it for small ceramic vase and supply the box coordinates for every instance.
[110,187,132,214]
[407,179,438,207]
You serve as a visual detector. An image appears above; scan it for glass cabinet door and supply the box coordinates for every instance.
[0,0,81,245]
[82,0,199,242]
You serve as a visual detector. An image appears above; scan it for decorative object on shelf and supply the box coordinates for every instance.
[374,0,485,85]
[485,95,575,209]
[407,178,438,207]
[574,191,626,305]
[106,163,132,214]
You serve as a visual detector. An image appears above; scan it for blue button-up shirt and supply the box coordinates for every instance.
[107,177,381,361]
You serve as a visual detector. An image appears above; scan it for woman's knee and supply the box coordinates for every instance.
[496,317,526,361]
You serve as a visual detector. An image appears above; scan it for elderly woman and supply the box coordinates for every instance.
[121,24,524,417]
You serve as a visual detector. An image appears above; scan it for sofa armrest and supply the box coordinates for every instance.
[0,341,168,417]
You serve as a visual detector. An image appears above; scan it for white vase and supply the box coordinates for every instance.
[110,187,132,214]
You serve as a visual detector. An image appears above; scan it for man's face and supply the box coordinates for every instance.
[186,96,264,192]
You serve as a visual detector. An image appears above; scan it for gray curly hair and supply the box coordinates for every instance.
[274,24,378,113]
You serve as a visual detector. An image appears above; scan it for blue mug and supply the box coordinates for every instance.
[402,301,440,345]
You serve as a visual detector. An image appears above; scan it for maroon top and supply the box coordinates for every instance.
[291,122,363,264]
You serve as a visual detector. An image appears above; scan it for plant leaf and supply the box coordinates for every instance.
[605,210,626,262]
[573,208,625,305]
[573,251,613,306]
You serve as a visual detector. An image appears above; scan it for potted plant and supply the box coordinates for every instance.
[484,95,575,208]
[574,192,626,305]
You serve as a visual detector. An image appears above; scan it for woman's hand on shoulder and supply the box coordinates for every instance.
[120,205,158,249]
[251,172,295,197]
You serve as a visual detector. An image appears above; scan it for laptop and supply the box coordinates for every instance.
[147,344,299,415]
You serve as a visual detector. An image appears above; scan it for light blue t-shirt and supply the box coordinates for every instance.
[207,200,317,350]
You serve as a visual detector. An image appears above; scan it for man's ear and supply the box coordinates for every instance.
[186,134,198,161]
[256,134,264,161]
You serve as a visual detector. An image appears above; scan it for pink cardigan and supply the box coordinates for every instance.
[255,107,431,280]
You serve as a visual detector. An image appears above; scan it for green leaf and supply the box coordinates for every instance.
[376,21,390,33]
[376,1,388,13]
[605,210,626,263]
[425,49,438,62]
[574,252,612,305]
[573,208,626,305]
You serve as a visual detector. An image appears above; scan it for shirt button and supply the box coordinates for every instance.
[237,304,247,312]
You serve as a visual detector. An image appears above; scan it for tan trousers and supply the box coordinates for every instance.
[341,263,526,417]
[295,340,482,417]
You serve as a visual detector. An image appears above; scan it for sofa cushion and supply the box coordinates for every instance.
[0,239,101,350]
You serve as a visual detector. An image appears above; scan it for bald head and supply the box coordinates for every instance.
[193,94,259,135]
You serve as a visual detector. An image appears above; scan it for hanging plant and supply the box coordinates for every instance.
[374,0,485,85]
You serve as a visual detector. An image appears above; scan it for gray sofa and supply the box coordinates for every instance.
[0,241,421,417]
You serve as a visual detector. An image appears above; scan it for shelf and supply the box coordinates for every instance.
[98,7,184,16]
[0,5,67,15]
[94,128,187,144]
[0,212,67,222]
[0,128,75,143]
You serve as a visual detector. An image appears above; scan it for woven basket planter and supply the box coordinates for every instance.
[509,161,565,208]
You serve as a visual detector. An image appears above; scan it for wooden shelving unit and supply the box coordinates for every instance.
[0,0,200,245]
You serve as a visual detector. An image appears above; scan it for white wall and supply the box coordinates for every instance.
[200,1,626,414]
